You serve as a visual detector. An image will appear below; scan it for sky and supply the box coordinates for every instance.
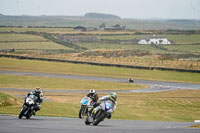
[0,0,200,19]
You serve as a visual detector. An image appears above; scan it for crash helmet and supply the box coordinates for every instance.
[110,92,117,102]
[89,89,96,95]
[35,87,41,94]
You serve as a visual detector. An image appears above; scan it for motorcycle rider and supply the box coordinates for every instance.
[87,89,99,103]
[91,92,117,119]
[26,87,43,115]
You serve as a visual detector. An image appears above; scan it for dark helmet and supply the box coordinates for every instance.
[35,87,41,94]
[110,92,117,102]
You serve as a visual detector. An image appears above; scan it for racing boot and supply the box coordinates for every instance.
[88,107,94,115]
[32,110,36,116]
[106,113,112,119]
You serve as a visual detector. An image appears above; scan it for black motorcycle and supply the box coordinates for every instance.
[19,94,36,119]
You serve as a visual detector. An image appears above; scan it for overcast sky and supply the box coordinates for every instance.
[0,0,200,19]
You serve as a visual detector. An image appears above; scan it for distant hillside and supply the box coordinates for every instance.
[85,13,121,20]
[167,19,198,23]
[0,15,200,30]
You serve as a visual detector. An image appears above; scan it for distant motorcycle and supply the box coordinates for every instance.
[128,77,134,83]
[79,96,93,119]
[19,94,36,119]
[85,101,113,125]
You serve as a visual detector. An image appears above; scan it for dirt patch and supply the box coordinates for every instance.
[191,124,200,128]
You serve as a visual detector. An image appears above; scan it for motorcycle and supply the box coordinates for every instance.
[79,96,93,118]
[85,100,113,126]
[19,94,36,119]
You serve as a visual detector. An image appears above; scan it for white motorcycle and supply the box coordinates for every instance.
[85,100,114,125]
[19,94,36,119]
[79,96,93,119]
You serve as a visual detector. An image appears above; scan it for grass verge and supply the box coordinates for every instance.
[0,57,200,83]
[0,74,146,90]
[0,92,19,107]
[0,90,200,122]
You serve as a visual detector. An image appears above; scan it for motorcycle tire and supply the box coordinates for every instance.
[26,115,30,119]
[93,113,105,126]
[85,117,91,125]
[19,108,25,119]
[79,106,87,119]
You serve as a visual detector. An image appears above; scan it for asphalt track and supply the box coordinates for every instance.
[0,115,199,133]
[0,70,200,93]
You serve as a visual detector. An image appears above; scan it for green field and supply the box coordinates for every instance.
[77,42,200,56]
[115,91,200,121]
[100,34,200,44]
[0,42,72,50]
[77,42,170,54]
[0,27,73,33]
[0,33,47,42]
[0,33,72,50]
[101,34,142,40]
[163,44,200,53]
[0,57,200,83]
[164,34,200,44]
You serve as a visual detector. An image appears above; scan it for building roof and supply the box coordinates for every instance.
[74,26,86,30]
[140,36,168,40]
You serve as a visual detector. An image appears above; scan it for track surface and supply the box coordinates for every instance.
[0,115,199,133]
[0,70,200,93]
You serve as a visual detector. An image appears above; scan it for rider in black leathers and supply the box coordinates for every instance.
[26,87,43,115]
[87,89,99,103]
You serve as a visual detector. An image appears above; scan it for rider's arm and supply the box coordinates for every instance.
[39,93,43,103]
[113,101,117,113]
[99,95,109,101]
[26,91,33,97]
[95,94,99,102]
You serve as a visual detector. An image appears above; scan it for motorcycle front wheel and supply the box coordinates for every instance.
[93,110,105,126]
[26,115,31,119]
[85,117,91,125]
[79,106,87,119]
[19,108,26,119]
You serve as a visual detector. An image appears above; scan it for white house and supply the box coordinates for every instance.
[138,37,171,45]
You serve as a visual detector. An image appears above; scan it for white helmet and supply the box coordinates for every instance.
[89,89,96,94]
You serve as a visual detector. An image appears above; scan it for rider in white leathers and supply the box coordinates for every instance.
[92,92,117,119]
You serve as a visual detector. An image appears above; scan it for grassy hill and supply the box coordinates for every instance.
[85,12,121,20]
[0,15,200,30]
